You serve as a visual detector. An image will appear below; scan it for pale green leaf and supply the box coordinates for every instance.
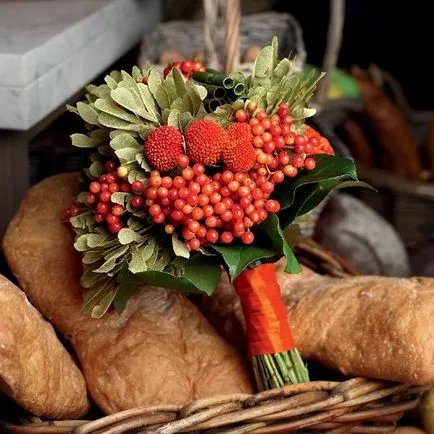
[131,65,143,82]
[128,248,150,273]
[93,258,117,273]
[118,228,143,245]
[110,192,131,206]
[105,75,119,89]
[87,234,110,248]
[115,147,142,164]
[90,128,109,141]
[91,287,119,319]
[98,112,144,132]
[77,102,99,125]
[148,69,170,109]
[172,233,190,259]
[179,112,194,132]
[136,83,161,122]
[89,161,104,177]
[70,133,100,148]
[82,251,104,265]
[170,97,188,112]
[104,245,129,261]
[172,67,186,97]
[94,98,139,123]
[273,58,291,81]
[74,234,89,252]
[111,87,144,114]
[110,133,141,150]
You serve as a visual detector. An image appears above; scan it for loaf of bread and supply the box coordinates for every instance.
[0,274,89,418]
[203,266,434,385]
[3,173,253,414]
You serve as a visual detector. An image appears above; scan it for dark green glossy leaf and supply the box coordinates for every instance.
[274,155,358,210]
[117,254,221,296]
[113,283,139,313]
[209,244,276,281]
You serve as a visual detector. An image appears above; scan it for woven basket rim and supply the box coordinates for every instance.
[1,379,427,434]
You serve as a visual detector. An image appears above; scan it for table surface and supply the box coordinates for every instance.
[0,0,161,130]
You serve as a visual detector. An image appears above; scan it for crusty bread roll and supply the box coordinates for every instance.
[3,173,252,414]
[203,267,434,385]
[0,274,89,418]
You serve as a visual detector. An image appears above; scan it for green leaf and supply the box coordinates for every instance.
[179,112,194,132]
[210,244,276,281]
[111,87,145,114]
[148,69,170,109]
[104,245,129,262]
[98,112,144,132]
[87,234,109,248]
[89,161,104,177]
[274,155,358,210]
[172,233,190,259]
[110,133,141,150]
[273,58,291,81]
[76,102,99,125]
[104,75,118,89]
[74,234,89,252]
[128,249,149,274]
[136,83,161,123]
[113,284,138,313]
[115,147,142,164]
[167,109,180,128]
[94,98,139,123]
[91,286,119,319]
[93,257,117,273]
[110,192,131,206]
[172,67,187,97]
[118,254,222,295]
[118,228,143,245]
[70,133,100,148]
[255,213,301,274]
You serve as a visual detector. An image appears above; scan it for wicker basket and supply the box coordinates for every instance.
[0,240,427,434]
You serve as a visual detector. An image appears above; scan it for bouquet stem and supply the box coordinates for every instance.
[234,263,309,391]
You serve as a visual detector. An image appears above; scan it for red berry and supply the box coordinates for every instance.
[221,231,234,244]
[191,208,204,220]
[262,132,273,143]
[157,187,169,198]
[222,197,233,209]
[265,200,281,213]
[106,174,116,184]
[222,170,234,184]
[235,109,248,122]
[160,197,170,207]
[168,188,179,201]
[240,197,251,208]
[254,199,265,208]
[198,194,209,206]
[261,118,271,130]
[294,135,307,147]
[249,118,260,126]
[279,152,290,165]
[202,205,214,217]
[252,188,264,200]
[258,208,268,221]
[256,152,268,164]
[149,204,161,217]
[120,182,131,192]
[197,225,207,238]
[209,192,222,204]
[188,221,200,233]
[253,136,264,148]
[295,143,305,153]
[243,217,253,228]
[192,61,203,72]
[132,180,144,193]
[205,216,218,227]
[100,191,111,202]
[193,163,205,175]
[241,231,254,244]
[171,210,184,221]
[234,172,246,183]
[272,171,285,184]
[195,174,208,185]
[220,186,231,197]
[221,210,233,222]
[130,196,144,208]
[189,238,201,251]
[214,202,226,215]
[202,183,214,196]
[181,61,192,73]
[173,176,186,189]
[292,155,305,168]
[173,199,185,211]
[90,182,101,193]
[105,161,116,172]
[94,213,104,223]
[106,214,119,225]
[270,125,281,136]
[187,194,198,206]
[228,180,240,192]
[278,105,288,118]
[112,204,124,216]
[261,181,274,194]
[305,157,316,170]
[206,229,219,243]
[283,115,293,125]
[232,206,244,220]
[182,204,193,215]
[86,193,96,204]
[109,222,122,234]
[256,111,267,121]
[178,155,190,168]
[252,124,265,136]
[189,182,201,195]
[238,186,251,197]
[160,176,172,188]
[153,213,165,224]
[263,141,275,154]
[283,165,298,177]
[109,183,120,193]
[273,136,285,149]
[182,167,194,180]
[117,166,128,178]
[178,187,189,200]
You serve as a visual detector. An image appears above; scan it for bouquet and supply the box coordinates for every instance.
[64,38,365,391]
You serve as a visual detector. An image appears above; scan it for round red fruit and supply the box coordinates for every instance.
[178,154,190,168]
[292,155,305,168]
[130,196,144,208]
[206,229,219,243]
[241,231,254,244]
[221,231,234,244]
[90,182,101,193]
[265,200,281,213]
[165,224,175,234]
[261,181,274,194]
[109,222,123,234]
[283,165,298,177]
[131,180,144,192]
[235,109,248,122]
[86,193,96,204]
[112,204,124,216]
[94,213,104,223]
[100,191,111,202]
[149,204,162,217]
[272,171,285,184]
[305,157,316,170]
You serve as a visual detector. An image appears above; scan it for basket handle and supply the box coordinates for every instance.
[203,0,241,73]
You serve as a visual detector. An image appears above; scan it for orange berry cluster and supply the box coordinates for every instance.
[138,154,283,250]
[163,60,206,80]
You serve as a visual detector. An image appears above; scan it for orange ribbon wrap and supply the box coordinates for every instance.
[233,263,295,357]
